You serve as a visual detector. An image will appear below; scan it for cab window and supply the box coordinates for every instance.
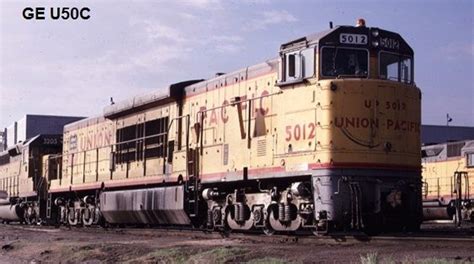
[379,52,399,81]
[401,57,412,84]
[281,46,315,83]
[467,153,474,167]
[321,47,368,78]
[379,52,413,84]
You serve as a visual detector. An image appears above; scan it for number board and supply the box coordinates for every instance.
[339,33,367,45]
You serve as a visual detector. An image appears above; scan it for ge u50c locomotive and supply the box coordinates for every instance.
[0,20,422,234]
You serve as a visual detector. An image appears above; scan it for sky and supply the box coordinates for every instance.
[0,0,473,129]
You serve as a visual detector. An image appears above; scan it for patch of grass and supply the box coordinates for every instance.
[360,252,379,264]
[413,258,457,264]
[247,257,288,264]
[359,254,460,264]
[190,246,247,263]
[63,245,105,262]
[147,248,190,263]
[138,246,248,264]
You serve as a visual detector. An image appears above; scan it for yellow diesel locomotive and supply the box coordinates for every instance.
[0,21,422,234]
[422,140,474,224]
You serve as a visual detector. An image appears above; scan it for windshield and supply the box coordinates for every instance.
[379,52,413,84]
[321,47,368,78]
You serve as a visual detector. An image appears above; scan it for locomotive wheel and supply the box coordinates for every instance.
[24,206,37,225]
[68,208,78,226]
[93,208,102,225]
[262,209,274,236]
[82,208,94,226]
[312,220,329,236]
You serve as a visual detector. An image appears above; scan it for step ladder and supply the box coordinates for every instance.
[453,171,468,227]
[186,149,199,218]
[46,192,52,219]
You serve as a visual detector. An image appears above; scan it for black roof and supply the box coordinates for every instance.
[421,125,474,145]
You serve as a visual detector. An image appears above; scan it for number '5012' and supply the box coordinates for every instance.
[22,7,90,20]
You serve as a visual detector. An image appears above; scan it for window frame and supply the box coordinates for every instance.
[278,45,316,85]
[467,152,474,168]
[319,46,370,79]
[378,51,414,84]
[400,56,413,84]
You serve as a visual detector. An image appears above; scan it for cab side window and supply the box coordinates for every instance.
[281,46,315,83]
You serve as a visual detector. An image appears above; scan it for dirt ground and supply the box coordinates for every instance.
[0,223,473,264]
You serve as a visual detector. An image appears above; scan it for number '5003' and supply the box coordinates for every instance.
[285,123,316,141]
[22,7,90,20]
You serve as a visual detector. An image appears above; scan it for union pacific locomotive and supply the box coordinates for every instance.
[0,21,422,234]
[422,140,474,224]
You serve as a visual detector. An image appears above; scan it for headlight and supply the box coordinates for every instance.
[372,30,379,37]
[372,41,379,47]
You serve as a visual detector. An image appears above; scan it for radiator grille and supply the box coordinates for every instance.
[257,139,267,157]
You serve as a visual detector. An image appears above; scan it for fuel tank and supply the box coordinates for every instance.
[0,204,24,221]
[100,185,191,225]
[422,200,452,220]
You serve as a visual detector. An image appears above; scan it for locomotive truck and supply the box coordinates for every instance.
[0,20,422,234]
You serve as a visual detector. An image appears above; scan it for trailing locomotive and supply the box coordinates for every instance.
[0,133,65,224]
[0,21,422,234]
[422,140,474,224]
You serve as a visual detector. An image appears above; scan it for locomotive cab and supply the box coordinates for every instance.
[278,24,414,84]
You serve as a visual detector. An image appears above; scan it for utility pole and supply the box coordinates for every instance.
[446,113,453,126]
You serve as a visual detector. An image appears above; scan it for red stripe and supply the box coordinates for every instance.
[202,166,286,180]
[49,187,69,193]
[310,162,421,171]
[201,162,420,181]
[16,191,37,197]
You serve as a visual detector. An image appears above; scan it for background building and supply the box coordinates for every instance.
[421,125,474,145]
[2,114,84,150]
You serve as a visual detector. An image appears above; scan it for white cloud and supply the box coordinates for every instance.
[145,24,187,43]
[247,10,298,31]
[180,0,222,9]
[241,0,270,3]
[439,42,474,61]
[211,35,243,43]
[131,46,190,69]
[129,18,187,43]
[209,35,243,54]
[215,44,241,54]
[179,12,198,20]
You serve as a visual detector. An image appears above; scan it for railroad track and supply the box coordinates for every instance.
[5,223,474,244]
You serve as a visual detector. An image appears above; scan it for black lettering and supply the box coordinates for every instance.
[22,7,34,19]
[70,7,79,19]
[50,7,60,19]
[61,7,70,19]
[80,7,90,19]
[36,7,45,20]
